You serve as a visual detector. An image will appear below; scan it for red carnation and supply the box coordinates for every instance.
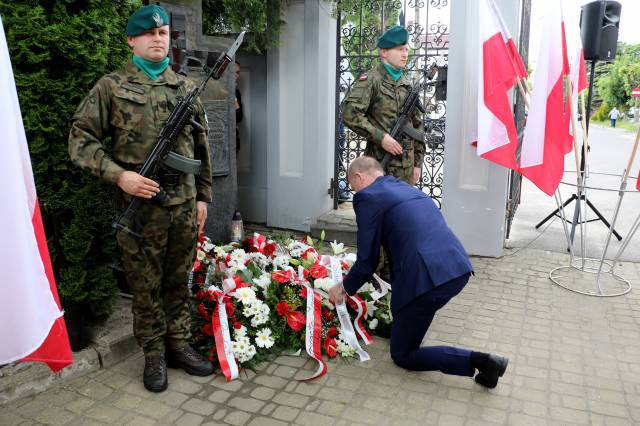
[276,301,290,316]
[234,321,242,329]
[327,326,338,338]
[202,324,214,336]
[197,303,209,321]
[324,338,337,358]
[263,243,276,256]
[196,290,206,300]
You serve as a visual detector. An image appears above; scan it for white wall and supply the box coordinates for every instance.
[266,0,336,231]
[442,0,522,257]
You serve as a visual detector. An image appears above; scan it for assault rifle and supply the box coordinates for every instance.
[113,31,246,238]
[380,65,439,169]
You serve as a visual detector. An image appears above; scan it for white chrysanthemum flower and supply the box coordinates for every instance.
[242,306,253,317]
[260,304,270,316]
[233,287,256,304]
[203,241,215,252]
[255,328,275,348]
[249,302,263,316]
[369,318,378,330]
[330,241,346,255]
[253,273,271,290]
[231,340,241,353]
[234,325,247,338]
[238,344,257,362]
[248,252,269,269]
[251,313,268,327]
[273,255,291,270]
[335,334,357,357]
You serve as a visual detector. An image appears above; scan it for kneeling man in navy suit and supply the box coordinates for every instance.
[329,156,508,388]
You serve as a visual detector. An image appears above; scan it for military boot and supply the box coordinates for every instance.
[143,355,168,392]
[166,345,214,376]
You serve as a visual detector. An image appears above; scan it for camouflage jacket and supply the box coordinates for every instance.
[341,63,425,171]
[68,61,212,205]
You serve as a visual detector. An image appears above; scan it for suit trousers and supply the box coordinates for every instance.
[390,273,474,376]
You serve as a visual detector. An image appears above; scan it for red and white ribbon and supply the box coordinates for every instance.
[298,286,327,381]
[349,294,373,345]
[327,256,371,361]
[210,277,240,381]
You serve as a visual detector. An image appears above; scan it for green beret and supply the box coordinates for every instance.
[125,5,170,36]
[377,25,409,49]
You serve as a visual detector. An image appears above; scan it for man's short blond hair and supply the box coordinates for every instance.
[347,156,384,181]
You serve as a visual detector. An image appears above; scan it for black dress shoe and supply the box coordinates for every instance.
[143,355,168,393]
[475,354,509,389]
[166,345,214,376]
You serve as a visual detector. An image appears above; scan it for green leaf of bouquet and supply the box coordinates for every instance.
[237,269,253,283]
[289,258,300,266]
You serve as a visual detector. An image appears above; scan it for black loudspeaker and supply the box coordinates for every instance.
[580,0,621,61]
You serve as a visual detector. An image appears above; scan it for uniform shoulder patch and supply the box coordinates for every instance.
[359,74,368,81]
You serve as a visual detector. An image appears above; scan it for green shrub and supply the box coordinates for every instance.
[592,102,610,122]
[1,0,140,320]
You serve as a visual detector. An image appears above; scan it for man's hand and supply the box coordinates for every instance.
[328,283,346,305]
[196,201,208,233]
[381,134,403,155]
[117,171,160,198]
[413,167,422,185]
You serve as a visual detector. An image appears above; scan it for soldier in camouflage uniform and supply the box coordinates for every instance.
[342,25,425,185]
[68,5,214,392]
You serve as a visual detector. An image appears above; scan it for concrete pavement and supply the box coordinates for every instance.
[2,247,640,425]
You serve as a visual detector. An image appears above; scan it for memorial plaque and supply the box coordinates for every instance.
[204,100,230,176]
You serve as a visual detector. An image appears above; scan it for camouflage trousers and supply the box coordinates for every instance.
[116,198,198,356]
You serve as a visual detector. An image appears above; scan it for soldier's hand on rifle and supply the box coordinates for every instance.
[381,133,403,156]
[117,171,160,199]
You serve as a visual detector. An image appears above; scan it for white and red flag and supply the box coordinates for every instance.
[519,3,573,196]
[473,0,521,170]
[0,17,72,372]
[489,0,528,80]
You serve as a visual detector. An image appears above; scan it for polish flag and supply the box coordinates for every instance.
[473,0,520,170]
[489,0,528,79]
[519,3,573,196]
[0,18,73,372]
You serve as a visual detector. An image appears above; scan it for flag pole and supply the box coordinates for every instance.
[594,125,640,291]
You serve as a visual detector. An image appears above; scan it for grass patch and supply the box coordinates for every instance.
[591,119,640,133]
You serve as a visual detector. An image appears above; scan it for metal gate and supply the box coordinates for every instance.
[332,0,451,209]
[505,0,531,238]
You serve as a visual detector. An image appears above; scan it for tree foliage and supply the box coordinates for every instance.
[202,0,285,53]
[596,43,640,112]
[0,0,140,319]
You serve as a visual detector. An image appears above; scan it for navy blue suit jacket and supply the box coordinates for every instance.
[342,176,473,314]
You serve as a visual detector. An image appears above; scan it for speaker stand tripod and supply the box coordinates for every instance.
[534,59,622,244]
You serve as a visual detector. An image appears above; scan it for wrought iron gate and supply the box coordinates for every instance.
[332,0,451,209]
